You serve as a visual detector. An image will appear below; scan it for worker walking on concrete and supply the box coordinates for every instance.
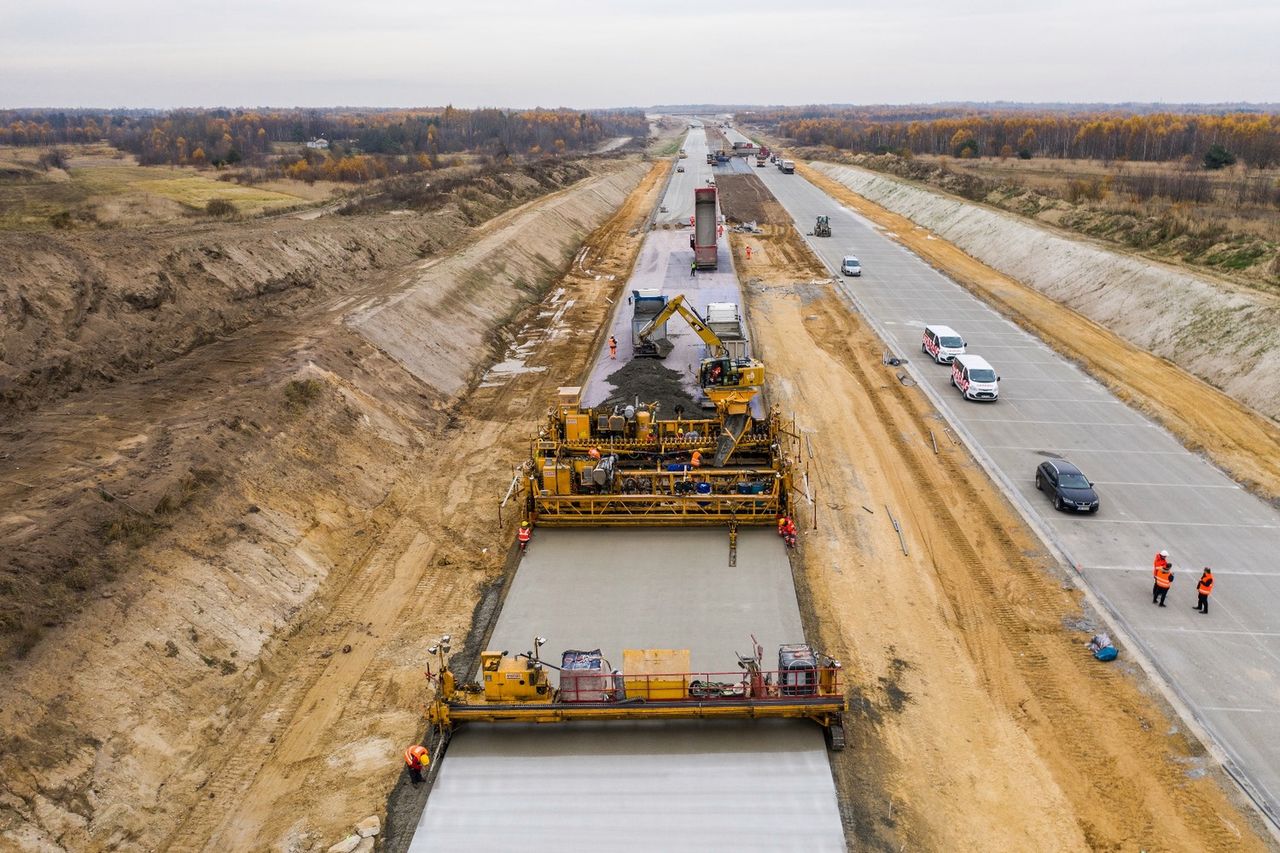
[1194,567,1214,614]
[404,744,429,786]
[690,258,697,277]
[1152,551,1174,607]
[518,521,532,552]
[609,336,617,359]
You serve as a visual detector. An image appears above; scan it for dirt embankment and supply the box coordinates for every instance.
[728,210,1271,850]
[804,161,1280,502]
[0,157,659,852]
[804,151,1280,292]
[0,160,591,419]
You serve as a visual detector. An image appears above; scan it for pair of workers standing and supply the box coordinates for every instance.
[1152,550,1214,613]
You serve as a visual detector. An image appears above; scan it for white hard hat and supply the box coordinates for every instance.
[1159,550,1169,557]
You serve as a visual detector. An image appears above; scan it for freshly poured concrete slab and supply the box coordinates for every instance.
[410,529,845,852]
[756,160,1280,826]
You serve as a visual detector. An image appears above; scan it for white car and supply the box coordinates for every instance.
[840,256,862,276]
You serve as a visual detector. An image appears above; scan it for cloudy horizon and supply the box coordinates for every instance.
[2,0,1277,110]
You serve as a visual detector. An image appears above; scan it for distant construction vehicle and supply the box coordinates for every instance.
[693,187,719,270]
[424,637,846,765]
[813,215,832,237]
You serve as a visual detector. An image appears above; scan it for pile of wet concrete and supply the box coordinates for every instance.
[601,359,705,419]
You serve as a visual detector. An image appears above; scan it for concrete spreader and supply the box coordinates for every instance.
[410,530,845,852]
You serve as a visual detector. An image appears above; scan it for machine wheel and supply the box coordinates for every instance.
[1054,495,1065,511]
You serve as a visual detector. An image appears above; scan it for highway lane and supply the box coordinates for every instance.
[750,155,1280,829]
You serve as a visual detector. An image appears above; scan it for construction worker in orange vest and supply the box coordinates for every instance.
[518,521,532,551]
[1152,552,1174,607]
[404,744,429,785]
[609,336,618,359]
[1194,567,1214,614]
[690,449,702,468]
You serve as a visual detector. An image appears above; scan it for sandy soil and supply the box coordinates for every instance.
[0,157,664,851]
[730,205,1272,850]
[798,162,1280,504]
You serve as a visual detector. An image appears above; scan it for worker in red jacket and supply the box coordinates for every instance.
[404,744,429,785]
[518,521,532,551]
[1194,568,1214,614]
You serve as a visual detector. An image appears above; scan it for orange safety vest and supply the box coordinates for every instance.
[404,745,428,768]
[691,451,702,467]
[1197,574,1214,596]
[1153,567,1173,589]
[1153,554,1170,571]
[518,527,531,543]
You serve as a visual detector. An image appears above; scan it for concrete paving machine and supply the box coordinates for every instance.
[519,387,795,527]
[424,635,847,765]
[813,215,832,237]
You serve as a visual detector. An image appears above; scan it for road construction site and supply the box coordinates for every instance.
[4,115,1278,853]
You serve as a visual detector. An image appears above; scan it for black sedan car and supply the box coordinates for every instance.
[1035,459,1100,513]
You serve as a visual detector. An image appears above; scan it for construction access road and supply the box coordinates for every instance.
[748,147,1280,830]
[409,136,844,851]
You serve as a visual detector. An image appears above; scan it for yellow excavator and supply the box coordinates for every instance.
[635,294,765,464]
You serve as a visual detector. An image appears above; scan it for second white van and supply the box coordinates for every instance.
[950,354,1000,401]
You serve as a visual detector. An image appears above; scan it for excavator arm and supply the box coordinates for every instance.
[636,294,726,357]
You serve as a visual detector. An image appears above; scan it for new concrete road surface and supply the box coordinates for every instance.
[408,128,845,851]
[751,152,1280,828]
[409,530,845,853]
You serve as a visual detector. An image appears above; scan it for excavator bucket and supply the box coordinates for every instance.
[714,413,751,466]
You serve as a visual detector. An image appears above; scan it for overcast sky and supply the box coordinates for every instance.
[1,0,1276,109]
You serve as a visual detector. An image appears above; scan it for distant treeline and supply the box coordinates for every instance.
[748,107,1280,167]
[0,107,648,168]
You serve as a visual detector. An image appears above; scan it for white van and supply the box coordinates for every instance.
[840,256,862,277]
[950,354,1000,401]
[921,324,965,364]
